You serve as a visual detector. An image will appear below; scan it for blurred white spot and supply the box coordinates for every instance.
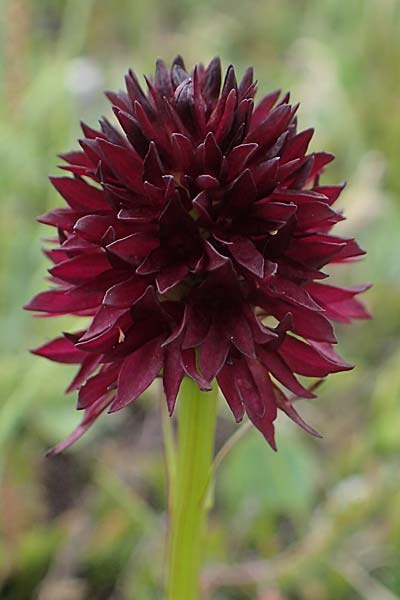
[330,475,370,508]
[65,57,103,100]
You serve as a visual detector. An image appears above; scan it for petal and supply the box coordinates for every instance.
[280,128,314,163]
[217,363,245,422]
[228,313,256,357]
[250,89,281,129]
[224,143,258,180]
[24,289,102,313]
[49,176,109,212]
[180,348,212,390]
[163,344,185,414]
[97,139,143,192]
[78,364,120,409]
[229,238,264,278]
[66,354,102,393]
[225,169,257,213]
[32,336,86,364]
[49,252,110,284]
[107,233,160,264]
[103,276,148,308]
[109,336,164,412]
[199,319,230,381]
[233,358,264,417]
[156,263,189,294]
[258,347,316,398]
[279,336,352,377]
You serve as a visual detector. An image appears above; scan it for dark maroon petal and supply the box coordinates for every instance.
[258,347,316,398]
[103,276,148,308]
[214,89,237,145]
[38,208,80,231]
[262,276,323,311]
[182,305,211,349]
[246,104,295,149]
[202,132,223,174]
[308,282,371,322]
[106,233,159,264]
[163,344,185,414]
[25,289,102,313]
[124,69,151,112]
[49,177,109,212]
[238,66,254,100]
[313,184,346,206]
[246,358,278,421]
[97,139,143,192]
[110,336,164,412]
[250,89,281,129]
[49,252,110,283]
[217,364,245,422]
[171,133,194,170]
[180,348,212,390]
[243,305,279,345]
[324,296,371,322]
[279,336,352,377]
[143,141,165,186]
[155,58,174,99]
[233,358,265,417]
[251,157,280,195]
[281,128,314,163]
[58,150,92,168]
[267,298,337,343]
[286,236,347,269]
[328,237,366,262]
[295,201,341,229]
[32,336,86,364]
[73,215,113,243]
[224,143,258,180]
[78,364,120,409]
[246,407,277,450]
[228,314,256,358]
[253,200,297,224]
[202,241,229,271]
[156,263,189,294]
[66,354,102,393]
[225,168,257,213]
[229,238,264,277]
[203,56,222,106]
[196,174,219,190]
[77,305,129,343]
[199,319,230,381]
[244,360,278,449]
[207,65,236,131]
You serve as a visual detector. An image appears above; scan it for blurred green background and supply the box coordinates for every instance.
[1,0,400,598]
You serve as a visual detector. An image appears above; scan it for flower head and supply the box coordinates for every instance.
[26,56,369,453]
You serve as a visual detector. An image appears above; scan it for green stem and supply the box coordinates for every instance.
[166,377,218,600]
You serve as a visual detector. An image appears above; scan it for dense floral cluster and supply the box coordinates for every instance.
[26,56,369,452]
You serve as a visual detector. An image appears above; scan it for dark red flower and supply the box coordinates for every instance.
[26,56,369,453]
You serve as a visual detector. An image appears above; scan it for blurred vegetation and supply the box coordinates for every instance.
[1,0,400,598]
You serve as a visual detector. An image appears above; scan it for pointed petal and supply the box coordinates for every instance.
[229,238,264,277]
[109,336,164,412]
[32,336,85,364]
[217,364,245,422]
[199,319,230,381]
[163,345,185,414]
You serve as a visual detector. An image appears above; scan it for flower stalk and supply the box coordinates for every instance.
[166,377,218,600]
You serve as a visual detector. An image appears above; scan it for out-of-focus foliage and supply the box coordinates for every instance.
[0,0,399,598]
